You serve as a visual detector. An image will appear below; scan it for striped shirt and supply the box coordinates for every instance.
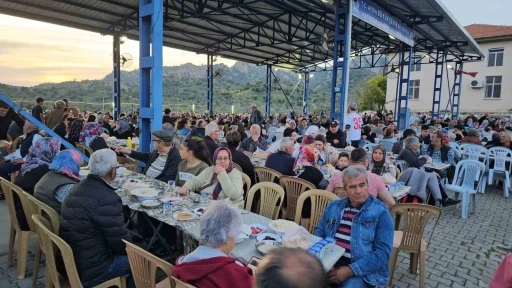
[334,206,360,266]
[145,152,168,179]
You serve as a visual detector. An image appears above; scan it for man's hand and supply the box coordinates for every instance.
[333,139,339,144]
[327,266,355,284]
[12,158,24,164]
[115,146,131,155]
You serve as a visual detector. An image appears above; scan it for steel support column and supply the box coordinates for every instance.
[265,64,272,117]
[451,62,463,119]
[206,54,214,116]
[139,0,163,153]
[302,72,310,117]
[431,50,446,119]
[330,0,352,121]
[113,33,121,119]
[396,46,413,130]
[393,60,401,122]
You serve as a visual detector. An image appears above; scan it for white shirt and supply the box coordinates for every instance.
[266,140,300,158]
[344,112,362,141]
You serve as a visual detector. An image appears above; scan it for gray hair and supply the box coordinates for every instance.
[342,165,368,189]
[405,137,419,149]
[199,201,242,248]
[467,128,479,137]
[250,124,261,132]
[89,149,118,177]
[279,137,294,151]
[205,122,218,136]
[55,100,66,109]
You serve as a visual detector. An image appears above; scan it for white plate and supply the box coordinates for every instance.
[173,211,197,221]
[131,188,158,197]
[257,233,282,243]
[140,200,161,208]
[193,207,207,216]
[268,219,299,235]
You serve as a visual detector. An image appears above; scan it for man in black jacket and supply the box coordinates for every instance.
[0,121,38,183]
[59,149,134,287]
[116,129,181,183]
[203,122,220,161]
[326,120,347,148]
[0,100,25,140]
[265,137,296,176]
[101,114,114,136]
[226,130,256,185]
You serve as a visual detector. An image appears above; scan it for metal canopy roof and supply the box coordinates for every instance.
[0,0,484,71]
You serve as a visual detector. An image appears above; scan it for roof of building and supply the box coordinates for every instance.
[465,24,512,39]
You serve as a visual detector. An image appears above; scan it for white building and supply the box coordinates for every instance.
[386,24,512,114]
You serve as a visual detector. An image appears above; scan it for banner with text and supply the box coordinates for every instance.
[352,0,415,46]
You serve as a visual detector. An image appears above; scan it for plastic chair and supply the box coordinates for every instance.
[378,140,394,154]
[10,135,23,154]
[245,182,285,220]
[448,141,461,151]
[358,139,372,148]
[24,192,60,288]
[99,127,110,136]
[488,147,512,198]
[241,172,251,201]
[0,177,37,280]
[294,189,338,234]
[172,276,196,288]
[254,167,282,183]
[274,132,284,142]
[76,142,94,158]
[31,215,125,288]
[123,240,174,288]
[333,187,346,198]
[267,126,277,142]
[394,160,409,174]
[388,204,441,288]
[445,160,486,218]
[362,143,378,152]
[279,176,316,220]
[233,163,242,172]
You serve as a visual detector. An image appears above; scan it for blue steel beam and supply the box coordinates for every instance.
[265,65,272,117]
[330,0,352,122]
[396,46,413,130]
[302,72,310,117]
[431,49,445,119]
[451,62,463,119]
[0,93,89,163]
[139,0,163,153]
[113,33,121,119]
[206,54,214,116]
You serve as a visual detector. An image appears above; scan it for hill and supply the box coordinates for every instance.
[0,62,381,114]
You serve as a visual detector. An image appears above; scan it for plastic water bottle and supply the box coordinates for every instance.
[163,202,173,215]
[126,137,132,149]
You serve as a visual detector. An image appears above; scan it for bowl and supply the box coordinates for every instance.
[131,188,159,201]
[256,240,281,255]
[257,233,282,243]
[268,219,299,236]
[249,223,267,237]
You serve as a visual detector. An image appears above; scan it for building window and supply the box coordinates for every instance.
[410,56,422,72]
[488,48,504,67]
[485,76,502,98]
[408,79,420,99]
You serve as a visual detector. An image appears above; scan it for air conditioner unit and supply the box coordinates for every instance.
[470,80,484,88]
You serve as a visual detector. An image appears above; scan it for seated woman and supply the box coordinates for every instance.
[179,147,244,207]
[113,117,133,140]
[295,146,328,190]
[14,138,61,230]
[80,122,108,153]
[314,135,339,166]
[396,137,428,168]
[173,201,253,287]
[176,139,211,187]
[34,150,82,215]
[176,118,192,138]
[368,145,397,179]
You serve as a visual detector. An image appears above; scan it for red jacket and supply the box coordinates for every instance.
[173,256,254,288]
[489,254,512,288]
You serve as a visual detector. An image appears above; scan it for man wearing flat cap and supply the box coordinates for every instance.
[116,129,181,182]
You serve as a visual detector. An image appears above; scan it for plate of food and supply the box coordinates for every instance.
[268,219,299,236]
[161,197,182,204]
[257,233,282,243]
[249,223,266,237]
[193,207,207,216]
[131,188,159,201]
[173,211,196,221]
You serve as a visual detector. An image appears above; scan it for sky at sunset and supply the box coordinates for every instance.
[0,0,510,86]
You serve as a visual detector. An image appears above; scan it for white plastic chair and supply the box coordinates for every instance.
[362,143,378,152]
[267,126,277,142]
[395,160,409,174]
[459,143,489,192]
[99,127,110,136]
[488,147,512,198]
[274,132,284,141]
[449,142,461,162]
[481,132,492,142]
[445,160,486,218]
[359,139,372,148]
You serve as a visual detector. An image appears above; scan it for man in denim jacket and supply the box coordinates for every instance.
[315,166,394,287]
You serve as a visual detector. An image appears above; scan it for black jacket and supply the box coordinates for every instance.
[326,129,347,148]
[102,121,114,136]
[114,129,133,140]
[228,146,256,185]
[89,137,109,152]
[20,130,39,158]
[130,147,181,182]
[0,108,24,140]
[397,148,426,169]
[203,136,219,161]
[265,151,295,176]
[59,174,131,283]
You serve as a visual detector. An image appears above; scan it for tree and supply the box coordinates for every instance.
[358,75,387,111]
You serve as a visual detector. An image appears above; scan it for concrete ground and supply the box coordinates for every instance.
[0,186,510,288]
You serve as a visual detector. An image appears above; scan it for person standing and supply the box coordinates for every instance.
[343,103,362,147]
[249,104,264,127]
[45,100,66,130]
[31,97,44,123]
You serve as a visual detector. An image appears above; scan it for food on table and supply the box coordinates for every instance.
[269,219,299,234]
[135,188,157,196]
[176,212,194,220]
[251,226,263,234]
[282,226,311,249]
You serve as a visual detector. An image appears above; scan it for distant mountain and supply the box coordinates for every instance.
[0,62,381,114]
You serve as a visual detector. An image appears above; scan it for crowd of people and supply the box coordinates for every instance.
[0,97,511,287]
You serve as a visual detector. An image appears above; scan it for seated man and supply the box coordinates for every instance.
[116,130,181,183]
[226,131,256,185]
[265,137,296,176]
[326,120,347,149]
[391,128,416,155]
[59,149,134,288]
[0,120,39,181]
[255,247,328,288]
[266,128,300,158]
[173,201,253,287]
[203,122,220,160]
[327,148,395,207]
[240,124,268,153]
[426,131,456,179]
[315,166,393,288]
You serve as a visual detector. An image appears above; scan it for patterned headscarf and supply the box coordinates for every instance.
[117,118,130,134]
[49,150,82,181]
[201,147,234,200]
[371,145,386,176]
[68,119,84,145]
[442,133,451,146]
[294,145,318,173]
[80,122,101,146]
[20,138,61,176]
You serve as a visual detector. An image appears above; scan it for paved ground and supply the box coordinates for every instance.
[0,186,510,288]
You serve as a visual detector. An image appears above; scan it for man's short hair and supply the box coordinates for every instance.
[55,100,66,109]
[255,247,328,288]
[432,131,443,140]
[283,128,295,138]
[225,131,241,148]
[36,97,44,103]
[421,125,430,131]
[0,101,9,109]
[350,148,367,164]
[403,129,416,139]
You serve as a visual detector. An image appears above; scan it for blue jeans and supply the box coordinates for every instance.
[82,255,134,288]
[337,276,374,287]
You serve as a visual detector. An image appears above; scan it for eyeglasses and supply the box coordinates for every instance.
[216,157,230,161]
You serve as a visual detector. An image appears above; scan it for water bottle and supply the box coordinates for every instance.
[126,137,132,149]
[163,202,173,215]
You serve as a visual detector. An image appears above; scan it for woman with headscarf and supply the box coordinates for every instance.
[14,137,61,230]
[294,146,328,190]
[461,128,482,145]
[114,117,134,140]
[301,125,319,145]
[34,150,83,214]
[179,147,244,207]
[80,122,108,152]
[67,118,84,146]
[368,145,397,178]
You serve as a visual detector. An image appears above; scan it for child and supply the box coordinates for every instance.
[336,152,349,172]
